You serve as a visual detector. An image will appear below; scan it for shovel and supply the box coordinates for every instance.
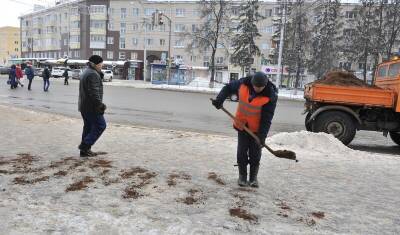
[211,99,297,162]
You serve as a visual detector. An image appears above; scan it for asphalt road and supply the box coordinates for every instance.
[0,75,398,155]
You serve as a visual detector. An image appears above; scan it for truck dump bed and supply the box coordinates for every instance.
[304,83,396,108]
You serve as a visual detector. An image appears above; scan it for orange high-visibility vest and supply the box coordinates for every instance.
[234,85,270,133]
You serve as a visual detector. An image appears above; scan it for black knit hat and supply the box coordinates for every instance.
[88,55,103,65]
[251,72,268,87]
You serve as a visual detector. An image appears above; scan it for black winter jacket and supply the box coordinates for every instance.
[215,76,278,140]
[78,63,104,114]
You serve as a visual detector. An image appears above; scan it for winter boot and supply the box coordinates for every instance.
[237,164,248,187]
[79,143,96,158]
[249,164,259,188]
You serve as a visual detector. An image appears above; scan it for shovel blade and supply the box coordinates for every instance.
[273,150,297,161]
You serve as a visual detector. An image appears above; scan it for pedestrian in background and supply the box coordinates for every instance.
[9,65,17,89]
[63,68,69,85]
[24,62,35,91]
[15,64,24,87]
[78,55,107,157]
[42,66,51,92]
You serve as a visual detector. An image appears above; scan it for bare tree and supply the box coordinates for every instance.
[383,0,400,60]
[184,0,234,87]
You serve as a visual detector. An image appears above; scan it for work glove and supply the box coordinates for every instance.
[97,103,107,114]
[257,134,266,147]
[211,99,223,110]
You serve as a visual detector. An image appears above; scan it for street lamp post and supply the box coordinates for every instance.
[158,12,172,85]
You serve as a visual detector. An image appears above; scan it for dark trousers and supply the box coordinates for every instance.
[237,131,262,167]
[43,78,50,91]
[64,77,69,85]
[27,78,33,90]
[81,112,107,147]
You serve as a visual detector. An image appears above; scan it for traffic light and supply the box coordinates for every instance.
[158,12,163,25]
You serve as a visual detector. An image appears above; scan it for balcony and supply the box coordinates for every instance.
[69,15,80,22]
[70,42,80,49]
[90,13,107,21]
[90,41,106,49]
[90,28,106,35]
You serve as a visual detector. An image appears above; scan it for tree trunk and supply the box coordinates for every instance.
[210,48,216,88]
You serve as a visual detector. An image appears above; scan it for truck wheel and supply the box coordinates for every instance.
[314,111,356,145]
[389,132,400,145]
[305,112,313,131]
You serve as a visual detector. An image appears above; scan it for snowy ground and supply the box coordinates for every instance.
[0,105,399,234]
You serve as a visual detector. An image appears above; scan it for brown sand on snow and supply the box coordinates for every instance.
[314,71,379,88]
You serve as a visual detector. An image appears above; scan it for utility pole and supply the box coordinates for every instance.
[154,10,172,84]
[276,0,286,89]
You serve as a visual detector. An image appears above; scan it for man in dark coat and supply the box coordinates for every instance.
[42,66,51,92]
[78,55,107,157]
[212,72,278,188]
[63,68,69,85]
[9,65,17,89]
[24,62,35,91]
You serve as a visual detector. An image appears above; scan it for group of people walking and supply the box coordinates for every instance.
[7,62,70,92]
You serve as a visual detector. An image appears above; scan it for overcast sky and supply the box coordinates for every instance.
[1,0,360,28]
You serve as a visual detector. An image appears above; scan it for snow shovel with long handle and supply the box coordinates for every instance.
[211,99,297,162]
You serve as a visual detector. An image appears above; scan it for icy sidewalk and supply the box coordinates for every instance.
[0,105,399,234]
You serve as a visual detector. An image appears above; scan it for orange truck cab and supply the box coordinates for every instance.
[304,56,400,145]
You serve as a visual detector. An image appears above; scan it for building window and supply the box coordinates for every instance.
[133,8,139,16]
[132,38,138,45]
[345,11,357,19]
[174,40,184,48]
[121,8,127,19]
[160,39,166,46]
[144,8,155,16]
[216,57,224,64]
[119,52,126,59]
[146,39,153,46]
[107,37,114,45]
[265,26,274,33]
[131,23,138,31]
[264,9,272,17]
[120,23,126,35]
[90,5,106,14]
[120,38,126,49]
[190,55,197,62]
[175,24,185,32]
[232,8,239,16]
[131,52,138,59]
[93,51,102,57]
[192,24,197,32]
[107,51,113,59]
[176,8,185,17]
[108,22,114,30]
[145,23,153,31]
[90,20,105,29]
[74,50,80,58]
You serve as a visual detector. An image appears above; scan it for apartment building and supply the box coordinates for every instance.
[0,26,20,65]
[20,0,398,82]
[19,0,282,81]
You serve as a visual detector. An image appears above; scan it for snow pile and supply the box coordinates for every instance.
[268,131,350,155]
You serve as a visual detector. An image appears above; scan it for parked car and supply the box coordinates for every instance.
[51,67,66,78]
[102,70,113,82]
[71,69,82,80]
[0,66,10,74]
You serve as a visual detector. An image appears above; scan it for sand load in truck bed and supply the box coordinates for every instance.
[313,71,379,88]
[304,71,395,108]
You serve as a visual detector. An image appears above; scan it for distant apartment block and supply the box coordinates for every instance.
[0,26,20,65]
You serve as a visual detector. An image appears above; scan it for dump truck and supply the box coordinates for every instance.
[304,56,400,145]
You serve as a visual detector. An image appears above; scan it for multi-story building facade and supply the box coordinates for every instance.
[0,26,20,65]
[20,0,281,81]
[20,0,399,83]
